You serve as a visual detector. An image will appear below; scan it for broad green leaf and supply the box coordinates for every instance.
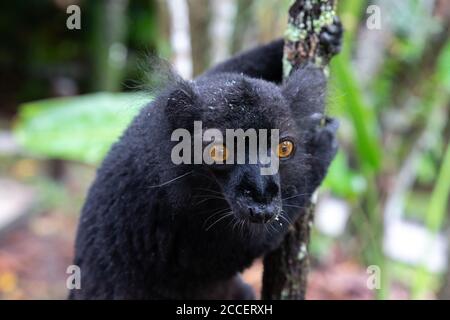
[14,92,151,164]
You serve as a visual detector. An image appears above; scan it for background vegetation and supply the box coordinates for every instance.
[0,0,449,299]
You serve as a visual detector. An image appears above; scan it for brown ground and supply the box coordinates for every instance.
[0,209,376,300]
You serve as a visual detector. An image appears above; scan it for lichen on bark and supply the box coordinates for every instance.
[283,0,337,78]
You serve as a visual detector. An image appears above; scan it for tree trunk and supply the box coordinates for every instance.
[90,0,129,92]
[167,0,193,79]
[262,0,339,300]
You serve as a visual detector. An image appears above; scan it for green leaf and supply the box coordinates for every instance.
[330,56,382,172]
[437,41,450,92]
[14,92,151,164]
[412,143,450,299]
[425,143,450,233]
[323,151,366,199]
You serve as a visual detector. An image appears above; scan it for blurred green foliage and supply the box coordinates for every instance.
[14,93,150,164]
[0,0,161,110]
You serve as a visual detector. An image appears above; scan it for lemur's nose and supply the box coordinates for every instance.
[248,204,279,223]
[240,168,280,204]
[237,165,281,223]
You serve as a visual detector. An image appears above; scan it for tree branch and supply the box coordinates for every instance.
[262,0,340,300]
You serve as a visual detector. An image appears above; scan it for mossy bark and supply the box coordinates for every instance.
[283,0,338,76]
[262,202,315,300]
[262,0,338,300]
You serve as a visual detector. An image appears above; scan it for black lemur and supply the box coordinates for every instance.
[70,32,341,299]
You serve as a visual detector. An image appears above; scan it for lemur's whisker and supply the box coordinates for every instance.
[148,171,193,188]
[194,188,223,195]
[203,208,232,227]
[205,212,234,231]
[283,204,306,209]
[282,193,308,201]
[193,195,226,201]
[278,212,293,227]
[193,195,226,205]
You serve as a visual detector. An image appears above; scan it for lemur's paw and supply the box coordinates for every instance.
[306,113,339,162]
[320,17,343,56]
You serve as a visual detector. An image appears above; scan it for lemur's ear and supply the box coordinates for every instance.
[165,82,200,126]
[282,63,327,122]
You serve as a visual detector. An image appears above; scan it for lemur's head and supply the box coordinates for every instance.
[164,65,327,233]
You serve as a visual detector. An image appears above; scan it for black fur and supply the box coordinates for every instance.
[69,39,338,299]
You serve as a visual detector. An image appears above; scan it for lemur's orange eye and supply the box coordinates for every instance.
[277,140,294,159]
[210,144,228,162]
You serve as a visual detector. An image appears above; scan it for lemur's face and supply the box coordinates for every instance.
[167,74,314,231]
[195,77,299,226]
